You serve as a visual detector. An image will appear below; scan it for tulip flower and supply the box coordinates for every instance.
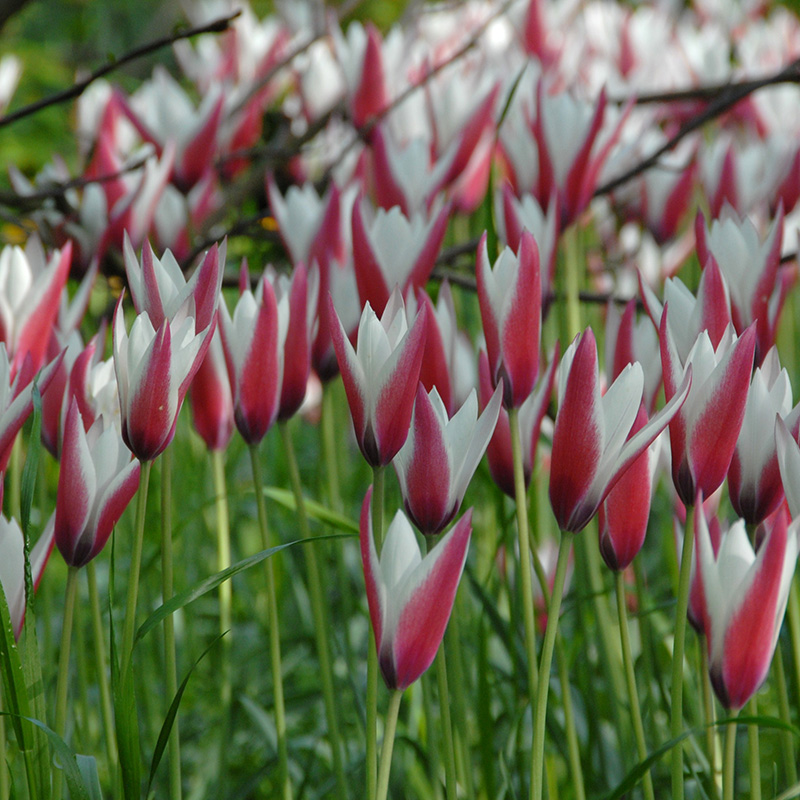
[0,237,72,377]
[55,400,140,568]
[775,415,800,520]
[476,229,542,409]
[550,328,690,533]
[360,487,472,690]
[728,347,800,525]
[660,315,756,507]
[352,197,449,317]
[0,512,54,640]
[123,234,224,333]
[219,263,288,445]
[189,326,234,452]
[113,294,212,461]
[394,383,502,535]
[479,346,558,498]
[329,288,427,467]
[695,206,786,363]
[598,404,658,571]
[694,501,799,709]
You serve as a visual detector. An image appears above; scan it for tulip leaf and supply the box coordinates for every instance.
[75,756,103,800]
[19,611,50,798]
[113,662,141,800]
[23,716,92,800]
[19,378,42,541]
[146,633,225,795]
[135,535,349,643]
[0,578,32,753]
[263,487,359,534]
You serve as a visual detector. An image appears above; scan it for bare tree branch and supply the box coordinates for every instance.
[0,10,241,130]
[596,57,800,196]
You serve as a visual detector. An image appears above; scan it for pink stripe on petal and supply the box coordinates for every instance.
[352,199,390,316]
[688,328,755,499]
[718,515,788,709]
[372,305,427,465]
[549,331,603,532]
[499,230,541,407]
[391,511,471,689]
[140,240,165,325]
[401,384,452,535]
[192,243,222,333]
[407,205,449,292]
[279,264,311,421]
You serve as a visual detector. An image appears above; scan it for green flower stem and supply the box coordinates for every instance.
[508,409,540,733]
[786,580,800,707]
[445,612,475,800]
[531,532,572,800]
[723,710,740,800]
[671,507,695,800]
[747,696,761,800]
[773,648,797,785]
[532,536,585,800]
[120,459,152,676]
[87,560,117,777]
[279,421,347,800]
[375,690,404,800]
[161,449,181,800]
[700,642,719,800]
[366,465,385,800]
[426,536,457,800]
[614,571,655,800]
[53,565,79,800]
[211,448,232,780]
[248,444,292,800]
[322,385,342,513]
[7,436,21,519]
[563,224,583,341]
[633,559,657,729]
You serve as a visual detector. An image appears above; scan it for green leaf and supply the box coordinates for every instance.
[146,634,225,795]
[263,487,358,534]
[19,379,42,540]
[113,663,141,800]
[0,578,32,752]
[19,613,49,799]
[75,756,103,800]
[24,716,91,800]
[135,535,349,643]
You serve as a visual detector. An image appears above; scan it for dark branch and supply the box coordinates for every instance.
[595,57,800,196]
[0,11,241,130]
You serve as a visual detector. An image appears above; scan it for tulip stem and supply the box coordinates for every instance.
[249,444,292,800]
[87,560,118,778]
[53,565,79,800]
[671,505,695,800]
[508,409,540,755]
[723,711,739,800]
[366,466,385,800]
[747,696,761,800]
[161,449,182,800]
[615,571,655,800]
[563,224,583,341]
[279,422,347,800]
[700,642,720,800]
[773,648,798,785]
[786,580,800,716]
[427,537,458,800]
[375,690,403,800]
[211,448,232,782]
[120,459,151,677]
[531,532,572,800]
[322,384,342,512]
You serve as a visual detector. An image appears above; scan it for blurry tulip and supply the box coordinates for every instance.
[330,288,427,467]
[55,400,140,568]
[0,513,54,640]
[476,230,542,409]
[550,328,690,533]
[189,326,234,452]
[694,502,799,710]
[728,347,800,524]
[0,238,72,378]
[360,486,472,690]
[394,383,501,535]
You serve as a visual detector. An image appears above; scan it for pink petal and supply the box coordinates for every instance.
[359,487,384,652]
[279,264,311,421]
[391,510,472,689]
[352,198,390,316]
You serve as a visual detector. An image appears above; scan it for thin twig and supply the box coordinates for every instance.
[596,57,800,196]
[0,11,241,130]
